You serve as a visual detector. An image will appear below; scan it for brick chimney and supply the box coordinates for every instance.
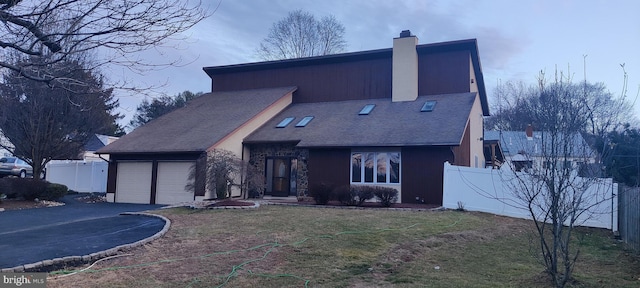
[525,124,533,140]
[392,30,418,102]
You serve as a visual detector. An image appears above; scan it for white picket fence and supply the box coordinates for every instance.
[442,162,618,231]
[45,161,108,193]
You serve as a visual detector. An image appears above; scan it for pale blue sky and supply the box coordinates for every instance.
[117,0,640,126]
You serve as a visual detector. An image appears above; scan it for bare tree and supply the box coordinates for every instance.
[486,79,636,137]
[256,9,346,60]
[0,57,123,178]
[186,149,265,200]
[0,0,208,89]
[485,80,537,131]
[502,71,613,287]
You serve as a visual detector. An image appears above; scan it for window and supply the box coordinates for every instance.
[351,151,400,184]
[421,100,437,112]
[295,116,314,127]
[276,117,295,128]
[543,160,574,170]
[513,160,533,172]
[359,104,376,115]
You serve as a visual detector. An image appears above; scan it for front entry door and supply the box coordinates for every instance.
[266,157,297,197]
[272,158,290,196]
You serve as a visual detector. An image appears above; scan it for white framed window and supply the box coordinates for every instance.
[351,151,400,184]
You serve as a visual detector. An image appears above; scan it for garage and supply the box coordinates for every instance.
[155,161,195,205]
[115,162,152,204]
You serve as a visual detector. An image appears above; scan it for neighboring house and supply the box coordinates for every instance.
[47,134,119,164]
[45,134,118,193]
[82,134,119,161]
[98,30,490,205]
[484,126,597,172]
[0,148,11,158]
[0,134,13,157]
[0,133,116,164]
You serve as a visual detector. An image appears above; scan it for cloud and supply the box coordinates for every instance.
[115,0,532,125]
[474,26,527,71]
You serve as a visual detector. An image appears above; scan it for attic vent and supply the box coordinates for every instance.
[295,116,314,127]
[421,101,437,112]
[359,104,376,115]
[276,117,295,128]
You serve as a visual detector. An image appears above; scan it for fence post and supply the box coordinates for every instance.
[619,185,640,253]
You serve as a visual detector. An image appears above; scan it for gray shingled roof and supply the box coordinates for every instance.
[85,134,113,151]
[484,130,595,158]
[245,92,477,147]
[98,87,297,154]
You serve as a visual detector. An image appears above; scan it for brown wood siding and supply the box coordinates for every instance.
[451,120,471,166]
[307,148,350,191]
[211,50,471,103]
[106,152,206,199]
[212,58,393,103]
[401,146,454,205]
[419,51,470,95]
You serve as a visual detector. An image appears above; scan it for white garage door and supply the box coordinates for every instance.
[116,162,152,204]
[155,161,195,205]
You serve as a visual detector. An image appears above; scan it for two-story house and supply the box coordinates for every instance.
[98,30,489,205]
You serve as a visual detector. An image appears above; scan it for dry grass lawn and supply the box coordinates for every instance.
[47,206,640,287]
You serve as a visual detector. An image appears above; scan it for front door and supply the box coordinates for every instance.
[266,157,297,197]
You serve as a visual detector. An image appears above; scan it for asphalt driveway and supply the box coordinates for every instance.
[0,194,165,269]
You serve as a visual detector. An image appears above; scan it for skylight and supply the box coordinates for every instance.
[421,101,437,112]
[276,117,295,128]
[295,116,314,127]
[359,104,376,115]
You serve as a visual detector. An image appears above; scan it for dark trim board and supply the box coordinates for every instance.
[150,161,159,204]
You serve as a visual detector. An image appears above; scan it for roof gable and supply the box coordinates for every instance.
[98,87,296,154]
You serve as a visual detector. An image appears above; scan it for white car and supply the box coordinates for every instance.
[0,157,42,178]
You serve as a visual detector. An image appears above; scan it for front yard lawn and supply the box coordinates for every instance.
[48,206,640,287]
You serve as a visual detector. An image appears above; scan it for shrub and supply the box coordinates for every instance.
[215,175,229,199]
[334,185,356,206]
[351,186,375,206]
[373,186,398,207]
[310,182,333,205]
[42,183,68,201]
[334,185,376,206]
[247,188,261,199]
[0,178,16,198]
[0,178,49,200]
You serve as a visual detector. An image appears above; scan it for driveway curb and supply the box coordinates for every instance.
[1,212,171,273]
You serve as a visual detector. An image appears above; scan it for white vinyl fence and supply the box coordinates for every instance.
[442,162,618,231]
[46,161,108,193]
